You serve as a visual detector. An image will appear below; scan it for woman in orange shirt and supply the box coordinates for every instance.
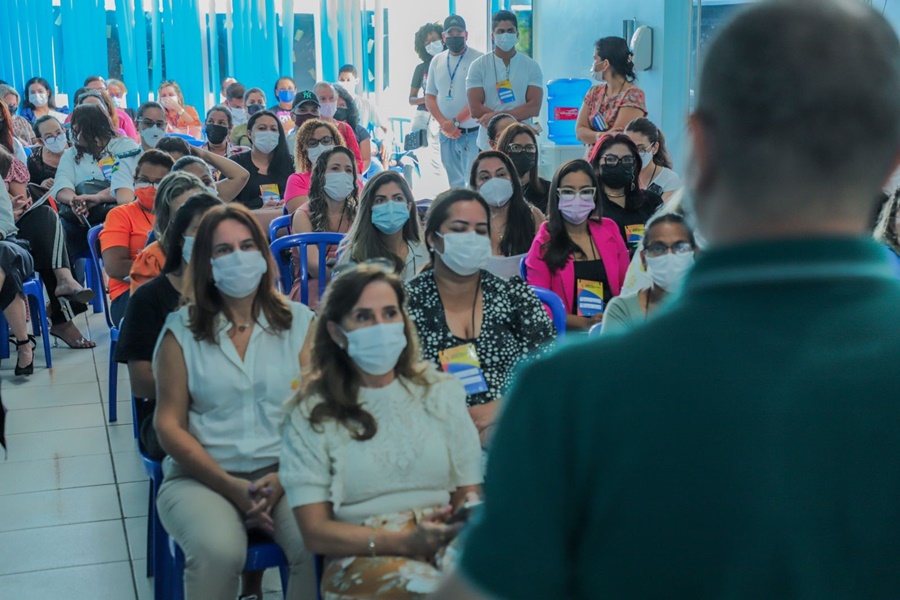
[158,80,202,139]
[98,150,174,324]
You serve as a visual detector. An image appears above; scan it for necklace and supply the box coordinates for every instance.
[607,192,625,198]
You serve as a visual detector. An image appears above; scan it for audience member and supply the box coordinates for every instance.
[99,149,174,324]
[81,76,139,140]
[602,212,696,335]
[232,87,267,147]
[135,101,167,151]
[224,82,247,126]
[229,110,293,210]
[171,147,250,204]
[285,119,344,214]
[496,122,549,213]
[270,76,298,125]
[21,76,67,124]
[336,170,428,282]
[467,10,543,150]
[406,188,555,445]
[425,15,483,188]
[337,64,389,160]
[201,105,248,159]
[0,184,36,376]
[288,147,358,306]
[625,117,682,201]
[485,113,515,150]
[27,116,67,190]
[0,85,35,145]
[106,78,134,118]
[0,99,27,163]
[588,133,663,254]
[280,263,482,598]
[155,136,191,162]
[313,83,363,173]
[71,88,130,139]
[158,80,202,138]
[525,159,629,331]
[285,90,320,158]
[334,84,372,173]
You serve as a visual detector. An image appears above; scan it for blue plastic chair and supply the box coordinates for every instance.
[146,229,156,246]
[268,214,292,242]
[530,285,567,340]
[589,322,603,336]
[0,274,53,368]
[87,225,121,422]
[519,256,528,281]
[164,132,205,147]
[72,248,103,313]
[270,233,345,304]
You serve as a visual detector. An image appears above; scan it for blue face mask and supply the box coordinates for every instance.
[276,89,296,104]
[181,235,194,266]
[371,201,410,235]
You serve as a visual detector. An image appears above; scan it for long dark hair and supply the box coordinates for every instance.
[307,146,359,232]
[589,133,650,211]
[345,170,421,273]
[496,123,546,196]
[541,160,601,273]
[595,37,636,82]
[625,117,673,169]
[423,188,492,265]
[162,193,222,275]
[246,110,293,174]
[302,264,431,441]
[333,84,361,132]
[468,150,536,256]
[414,23,444,63]
[0,99,13,155]
[23,77,57,111]
[185,204,293,342]
[70,104,117,163]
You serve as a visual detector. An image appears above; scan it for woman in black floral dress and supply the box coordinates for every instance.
[406,188,556,446]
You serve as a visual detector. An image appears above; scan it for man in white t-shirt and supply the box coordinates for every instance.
[466,10,543,151]
[337,64,391,163]
[425,15,484,187]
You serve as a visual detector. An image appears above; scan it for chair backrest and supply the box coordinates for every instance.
[270,232,345,305]
[146,229,156,247]
[268,214,292,243]
[589,322,603,337]
[164,132,204,147]
[87,224,116,330]
[530,285,566,340]
[519,255,527,281]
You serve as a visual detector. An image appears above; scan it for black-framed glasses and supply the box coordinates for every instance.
[507,143,537,154]
[138,119,166,129]
[599,154,636,167]
[135,177,161,188]
[644,241,694,258]
[307,136,334,147]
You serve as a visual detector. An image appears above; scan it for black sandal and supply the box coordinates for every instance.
[57,287,96,304]
[13,335,35,376]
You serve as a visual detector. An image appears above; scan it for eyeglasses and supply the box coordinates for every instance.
[139,119,166,129]
[507,143,537,154]
[307,136,334,147]
[644,241,694,258]
[135,177,160,188]
[599,154,636,167]
[557,187,596,200]
[634,145,654,154]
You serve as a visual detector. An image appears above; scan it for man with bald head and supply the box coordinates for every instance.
[432,1,900,598]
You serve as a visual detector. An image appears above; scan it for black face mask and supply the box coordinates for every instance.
[293,113,316,129]
[600,164,633,190]
[205,123,229,145]
[7,105,17,114]
[446,36,466,53]
[508,151,536,178]
[333,108,348,123]
[247,104,264,116]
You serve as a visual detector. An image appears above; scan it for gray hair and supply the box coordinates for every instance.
[154,171,207,252]
[0,85,19,102]
[694,0,900,216]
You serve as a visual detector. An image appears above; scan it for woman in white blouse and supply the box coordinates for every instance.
[280,263,483,599]
[154,204,317,600]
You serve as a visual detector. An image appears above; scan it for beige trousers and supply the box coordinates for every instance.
[157,462,316,600]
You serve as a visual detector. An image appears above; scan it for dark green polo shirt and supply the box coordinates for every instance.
[460,237,900,599]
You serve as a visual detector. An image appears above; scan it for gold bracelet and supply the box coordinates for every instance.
[368,529,376,557]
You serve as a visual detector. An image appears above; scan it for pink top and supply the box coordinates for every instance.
[285,171,312,202]
[116,109,139,142]
[335,121,363,174]
[524,218,630,311]
[3,158,29,188]
[584,84,647,131]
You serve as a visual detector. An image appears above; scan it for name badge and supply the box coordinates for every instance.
[439,343,489,395]
[260,183,282,205]
[98,156,116,182]
[591,113,609,132]
[577,279,605,317]
[624,224,646,246]
[495,79,516,104]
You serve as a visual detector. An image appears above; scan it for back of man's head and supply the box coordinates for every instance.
[694,0,900,224]
[225,82,245,102]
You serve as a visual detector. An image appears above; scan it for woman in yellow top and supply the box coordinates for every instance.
[158,80,202,139]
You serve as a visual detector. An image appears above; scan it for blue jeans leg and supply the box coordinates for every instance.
[440,131,480,188]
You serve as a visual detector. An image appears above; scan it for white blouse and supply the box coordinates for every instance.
[280,370,483,523]
[50,136,141,197]
[154,301,315,474]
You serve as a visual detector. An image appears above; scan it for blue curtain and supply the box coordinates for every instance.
[0,0,57,97]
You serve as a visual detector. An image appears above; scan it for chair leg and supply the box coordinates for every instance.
[108,341,117,422]
[83,258,103,314]
[146,481,155,577]
[279,564,289,598]
[29,293,52,369]
[0,315,9,360]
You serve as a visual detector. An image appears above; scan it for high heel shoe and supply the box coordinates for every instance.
[14,335,35,376]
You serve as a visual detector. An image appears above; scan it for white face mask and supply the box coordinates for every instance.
[323,171,354,201]
[426,40,444,56]
[181,235,195,266]
[479,177,514,208]
[337,80,358,95]
[494,32,518,52]
[645,252,694,292]
[436,231,492,276]
[43,133,68,154]
[252,130,280,154]
[112,96,127,110]
[307,143,334,164]
[230,106,248,125]
[640,151,654,168]
[211,250,269,298]
[318,101,338,119]
[340,322,408,376]
[29,92,48,107]
[141,126,165,148]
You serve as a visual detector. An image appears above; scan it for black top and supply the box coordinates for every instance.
[114,274,181,364]
[27,147,58,186]
[405,269,556,406]
[601,190,664,255]
[410,62,430,112]
[228,150,290,210]
[354,124,370,143]
[572,258,610,315]
[523,177,550,214]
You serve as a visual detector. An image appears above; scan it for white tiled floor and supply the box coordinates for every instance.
[0,310,284,599]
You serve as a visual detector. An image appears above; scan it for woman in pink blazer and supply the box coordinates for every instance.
[525,159,629,331]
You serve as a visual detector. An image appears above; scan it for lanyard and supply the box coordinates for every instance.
[447,48,467,93]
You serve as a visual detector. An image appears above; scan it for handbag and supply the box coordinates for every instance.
[403,129,428,152]
[59,179,116,226]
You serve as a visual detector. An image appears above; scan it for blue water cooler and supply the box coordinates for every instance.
[546,78,592,145]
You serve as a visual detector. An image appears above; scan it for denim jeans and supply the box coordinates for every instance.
[439,129,481,188]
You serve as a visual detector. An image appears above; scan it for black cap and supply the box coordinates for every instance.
[443,15,466,33]
[292,90,319,108]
